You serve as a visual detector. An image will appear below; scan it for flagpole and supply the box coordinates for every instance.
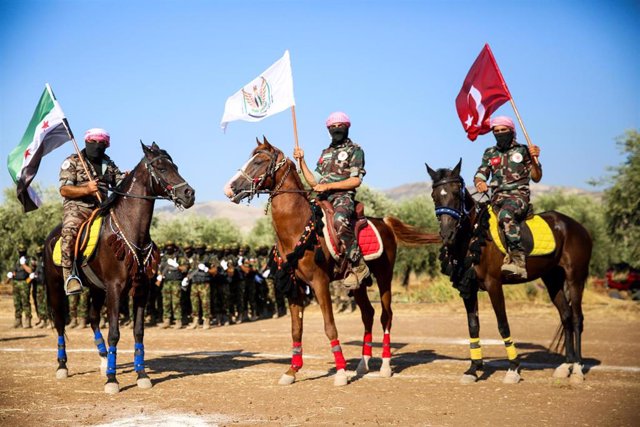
[46,83,103,202]
[291,106,302,170]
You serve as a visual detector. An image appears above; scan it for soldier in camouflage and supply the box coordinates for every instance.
[59,128,125,294]
[474,116,542,280]
[158,241,189,328]
[187,243,213,329]
[6,244,35,328]
[32,245,49,328]
[211,244,231,326]
[293,111,369,289]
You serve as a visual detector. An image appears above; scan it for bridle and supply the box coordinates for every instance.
[433,175,471,238]
[234,148,298,204]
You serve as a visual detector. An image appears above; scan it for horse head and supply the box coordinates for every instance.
[426,158,469,247]
[223,136,289,204]
[141,141,195,209]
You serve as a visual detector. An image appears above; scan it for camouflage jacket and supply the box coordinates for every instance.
[474,143,540,200]
[189,253,212,284]
[59,150,125,209]
[314,139,366,193]
[160,253,189,281]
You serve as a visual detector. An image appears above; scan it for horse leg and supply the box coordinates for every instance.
[378,274,393,378]
[47,273,69,379]
[543,270,573,379]
[461,292,483,384]
[314,281,348,386]
[278,294,305,385]
[568,275,586,384]
[104,293,121,394]
[353,285,374,375]
[133,287,152,389]
[487,283,521,384]
[88,290,107,376]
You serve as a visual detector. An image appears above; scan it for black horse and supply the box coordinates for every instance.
[44,142,195,393]
[426,160,592,384]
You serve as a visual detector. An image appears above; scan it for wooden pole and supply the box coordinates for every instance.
[291,105,301,171]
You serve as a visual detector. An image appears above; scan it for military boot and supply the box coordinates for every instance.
[188,319,199,329]
[38,318,49,329]
[69,317,79,328]
[13,317,22,328]
[342,258,370,290]
[161,319,171,329]
[501,251,528,280]
[63,267,82,295]
[79,318,87,329]
[173,319,185,329]
[202,318,211,330]
[23,316,32,329]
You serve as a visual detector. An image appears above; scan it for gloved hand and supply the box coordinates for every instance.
[198,263,208,272]
[220,260,228,270]
[29,273,36,280]
[6,272,13,279]
[19,256,26,265]
[156,274,163,282]
[262,269,270,278]
[167,258,179,268]
[181,277,189,289]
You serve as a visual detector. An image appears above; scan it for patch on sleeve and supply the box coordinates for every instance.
[61,160,71,170]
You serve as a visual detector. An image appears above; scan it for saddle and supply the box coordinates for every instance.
[487,208,556,256]
[53,212,103,267]
[316,200,384,262]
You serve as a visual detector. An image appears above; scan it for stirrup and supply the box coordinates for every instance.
[64,274,83,296]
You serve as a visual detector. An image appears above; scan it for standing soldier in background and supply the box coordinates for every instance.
[188,242,213,329]
[211,244,231,326]
[68,283,90,328]
[6,244,35,328]
[221,244,240,323]
[180,242,195,326]
[146,242,164,327]
[159,241,189,328]
[32,245,49,328]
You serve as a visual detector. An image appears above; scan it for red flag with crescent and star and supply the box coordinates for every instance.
[455,44,511,141]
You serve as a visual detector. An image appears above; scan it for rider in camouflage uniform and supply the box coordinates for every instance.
[59,128,125,294]
[7,244,35,328]
[159,241,189,328]
[293,111,369,289]
[474,116,542,280]
[187,242,213,329]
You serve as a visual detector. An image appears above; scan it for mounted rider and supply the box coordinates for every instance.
[473,116,542,280]
[293,111,369,289]
[59,128,125,295]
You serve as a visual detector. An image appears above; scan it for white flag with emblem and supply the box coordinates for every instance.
[220,50,296,132]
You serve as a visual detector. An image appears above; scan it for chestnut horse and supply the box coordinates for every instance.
[44,142,195,393]
[224,138,440,386]
[426,160,591,384]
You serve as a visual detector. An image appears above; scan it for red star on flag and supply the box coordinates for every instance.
[24,148,31,159]
[41,121,49,130]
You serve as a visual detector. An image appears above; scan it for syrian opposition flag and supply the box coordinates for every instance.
[455,44,512,141]
[220,50,296,132]
[7,84,71,212]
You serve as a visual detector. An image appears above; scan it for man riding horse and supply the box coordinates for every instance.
[473,116,542,280]
[59,128,125,294]
[293,111,370,289]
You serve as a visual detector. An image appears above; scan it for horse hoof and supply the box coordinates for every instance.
[278,374,295,385]
[100,357,107,376]
[333,369,348,386]
[137,377,153,389]
[503,369,521,384]
[55,369,68,379]
[104,382,120,394]
[552,363,572,378]
[379,357,392,378]
[569,363,584,384]
[460,374,478,384]
[356,358,370,375]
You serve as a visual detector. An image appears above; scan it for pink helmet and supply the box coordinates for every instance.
[325,111,351,128]
[84,128,110,146]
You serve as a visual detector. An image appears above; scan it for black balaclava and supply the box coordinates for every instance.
[495,130,514,152]
[165,246,176,255]
[85,143,106,161]
[329,126,349,146]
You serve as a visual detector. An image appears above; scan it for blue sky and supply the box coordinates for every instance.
[1,0,638,206]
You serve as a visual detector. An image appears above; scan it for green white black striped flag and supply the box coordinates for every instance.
[7,84,71,212]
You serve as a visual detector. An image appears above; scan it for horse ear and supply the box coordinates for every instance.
[263,135,271,148]
[452,158,462,177]
[425,163,438,181]
[256,137,261,146]
[151,141,160,150]
[140,140,150,154]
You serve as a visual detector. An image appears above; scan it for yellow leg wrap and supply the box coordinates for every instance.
[503,337,518,360]
[469,338,482,360]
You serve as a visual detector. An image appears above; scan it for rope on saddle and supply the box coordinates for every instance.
[439,204,490,299]
[74,208,101,260]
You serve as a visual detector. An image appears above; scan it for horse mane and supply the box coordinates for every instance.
[99,159,144,214]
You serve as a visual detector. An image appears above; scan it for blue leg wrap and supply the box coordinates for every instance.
[106,346,117,375]
[57,336,67,361]
[134,343,145,372]
[94,330,107,354]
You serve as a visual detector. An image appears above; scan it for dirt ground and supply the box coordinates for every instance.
[0,295,639,426]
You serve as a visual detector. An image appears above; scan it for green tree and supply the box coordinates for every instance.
[150,216,242,245]
[246,216,276,248]
[601,130,640,266]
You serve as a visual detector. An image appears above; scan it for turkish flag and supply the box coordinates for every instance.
[456,44,511,141]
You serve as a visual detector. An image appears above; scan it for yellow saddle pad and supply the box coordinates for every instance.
[488,209,556,256]
[53,217,103,266]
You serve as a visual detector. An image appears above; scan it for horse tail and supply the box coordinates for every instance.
[383,216,441,246]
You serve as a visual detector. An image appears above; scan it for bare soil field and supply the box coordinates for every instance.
[1,296,639,426]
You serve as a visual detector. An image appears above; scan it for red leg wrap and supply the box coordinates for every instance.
[330,339,347,371]
[363,332,373,357]
[382,333,391,358]
[291,342,303,371]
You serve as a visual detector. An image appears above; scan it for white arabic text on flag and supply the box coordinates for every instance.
[220,50,295,132]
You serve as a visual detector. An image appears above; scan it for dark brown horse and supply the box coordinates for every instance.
[426,160,591,384]
[44,142,195,393]
[224,138,440,386]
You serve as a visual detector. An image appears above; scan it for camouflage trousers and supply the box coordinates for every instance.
[162,281,182,321]
[13,281,31,318]
[32,282,47,319]
[327,192,361,263]
[69,286,90,319]
[493,193,528,252]
[61,203,94,268]
[212,280,231,317]
[190,283,211,319]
